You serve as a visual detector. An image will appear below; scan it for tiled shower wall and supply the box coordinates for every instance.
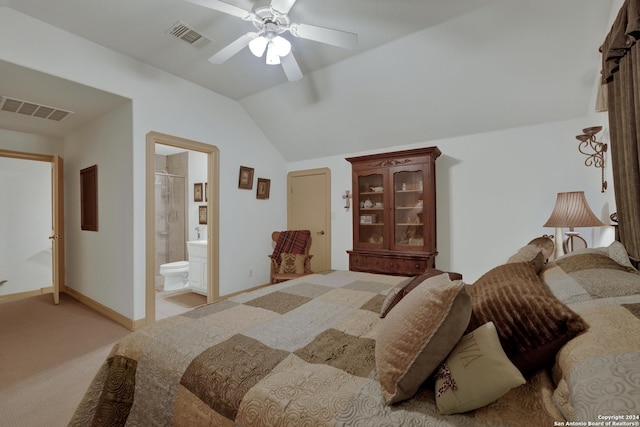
[155,153,188,278]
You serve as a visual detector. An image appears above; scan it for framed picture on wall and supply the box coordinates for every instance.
[199,205,207,224]
[80,165,98,231]
[194,183,203,202]
[238,166,254,189]
[257,178,271,199]
[205,182,208,202]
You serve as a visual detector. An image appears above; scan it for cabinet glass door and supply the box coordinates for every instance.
[357,173,385,247]
[393,170,424,249]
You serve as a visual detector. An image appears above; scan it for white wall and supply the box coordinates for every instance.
[0,8,288,320]
[0,128,64,155]
[63,102,136,314]
[188,150,208,242]
[289,117,617,282]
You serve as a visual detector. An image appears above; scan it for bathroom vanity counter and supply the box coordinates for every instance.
[187,240,207,295]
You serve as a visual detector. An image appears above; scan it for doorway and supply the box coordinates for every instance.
[287,168,331,272]
[0,149,64,304]
[145,132,219,324]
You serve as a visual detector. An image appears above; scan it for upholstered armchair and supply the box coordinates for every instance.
[268,230,313,284]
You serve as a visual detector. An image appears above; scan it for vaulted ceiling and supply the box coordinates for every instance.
[0,0,615,161]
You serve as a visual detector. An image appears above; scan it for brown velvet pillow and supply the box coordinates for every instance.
[466,262,587,374]
[376,273,472,404]
[379,268,463,318]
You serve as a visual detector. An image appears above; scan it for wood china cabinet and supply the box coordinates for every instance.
[346,146,441,276]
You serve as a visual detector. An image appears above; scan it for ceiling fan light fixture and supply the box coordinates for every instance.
[272,35,291,57]
[249,36,268,57]
[265,41,281,64]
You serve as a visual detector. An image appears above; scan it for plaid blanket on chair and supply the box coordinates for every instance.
[272,230,311,267]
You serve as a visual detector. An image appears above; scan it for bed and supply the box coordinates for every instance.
[70,241,640,426]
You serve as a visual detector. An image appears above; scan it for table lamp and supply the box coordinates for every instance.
[543,191,604,259]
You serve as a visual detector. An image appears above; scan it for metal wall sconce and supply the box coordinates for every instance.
[342,190,352,211]
[575,126,608,192]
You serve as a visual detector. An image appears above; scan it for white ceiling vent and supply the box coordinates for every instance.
[0,96,74,122]
[166,21,212,48]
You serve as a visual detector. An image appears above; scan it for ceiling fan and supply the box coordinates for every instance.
[186,0,358,81]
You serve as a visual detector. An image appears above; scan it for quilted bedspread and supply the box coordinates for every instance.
[70,270,560,427]
[541,252,640,421]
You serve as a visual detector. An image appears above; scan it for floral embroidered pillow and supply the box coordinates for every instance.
[435,322,526,414]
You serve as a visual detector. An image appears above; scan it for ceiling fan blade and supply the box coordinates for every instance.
[208,32,258,64]
[290,23,358,49]
[185,0,254,20]
[270,0,297,15]
[281,52,303,82]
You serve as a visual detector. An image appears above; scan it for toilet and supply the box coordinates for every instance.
[159,261,189,291]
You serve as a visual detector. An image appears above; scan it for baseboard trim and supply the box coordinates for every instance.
[64,287,139,331]
[218,282,271,300]
[0,287,53,303]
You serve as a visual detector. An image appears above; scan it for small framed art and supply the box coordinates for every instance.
[194,183,203,202]
[80,165,98,231]
[199,205,207,224]
[257,178,271,199]
[238,166,254,189]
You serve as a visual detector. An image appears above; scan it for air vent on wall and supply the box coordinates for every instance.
[166,21,212,48]
[0,96,74,122]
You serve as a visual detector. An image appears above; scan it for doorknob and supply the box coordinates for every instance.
[317,230,325,235]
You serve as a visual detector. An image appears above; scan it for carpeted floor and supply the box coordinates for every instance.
[0,294,130,427]
[0,290,206,426]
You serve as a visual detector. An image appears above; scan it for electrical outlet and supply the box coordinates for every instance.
[248,268,253,277]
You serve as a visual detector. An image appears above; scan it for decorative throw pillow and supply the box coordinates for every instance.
[434,322,526,414]
[278,253,306,274]
[466,261,587,374]
[376,273,472,404]
[379,269,463,318]
[557,241,637,271]
[506,245,545,273]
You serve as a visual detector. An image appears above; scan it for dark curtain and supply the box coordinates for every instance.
[601,0,640,262]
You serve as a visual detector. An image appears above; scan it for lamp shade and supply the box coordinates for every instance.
[543,191,604,228]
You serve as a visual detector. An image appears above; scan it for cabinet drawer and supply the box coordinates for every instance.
[348,252,433,276]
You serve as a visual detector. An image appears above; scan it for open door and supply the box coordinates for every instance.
[50,155,65,304]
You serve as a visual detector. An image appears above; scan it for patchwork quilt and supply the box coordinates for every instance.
[69,271,557,426]
[540,252,640,421]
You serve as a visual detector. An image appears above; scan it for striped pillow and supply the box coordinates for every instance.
[466,262,587,374]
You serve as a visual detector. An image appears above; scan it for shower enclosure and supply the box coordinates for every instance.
[154,171,187,280]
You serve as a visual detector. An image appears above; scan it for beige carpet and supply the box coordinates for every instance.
[0,293,131,427]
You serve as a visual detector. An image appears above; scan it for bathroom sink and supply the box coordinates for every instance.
[187,240,207,258]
